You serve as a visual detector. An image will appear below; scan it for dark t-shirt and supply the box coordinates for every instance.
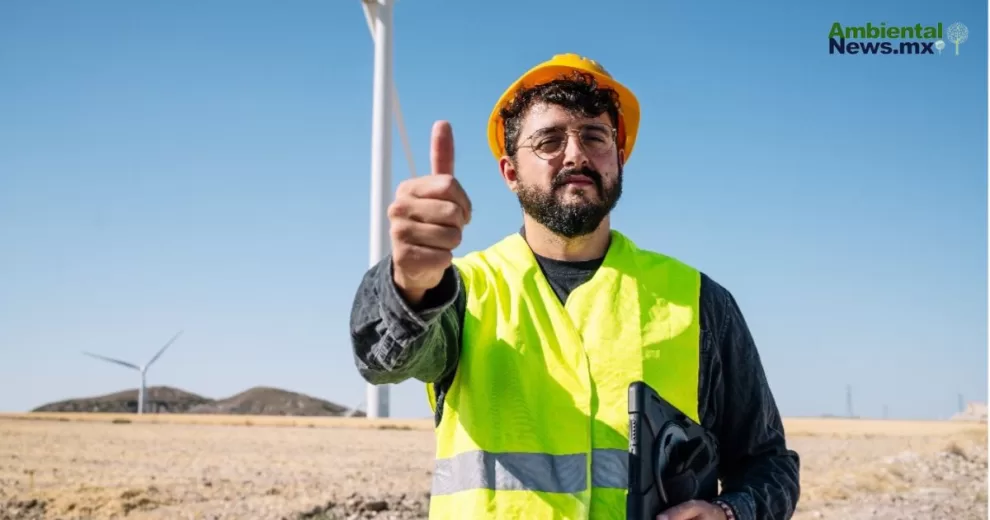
[532,253,603,304]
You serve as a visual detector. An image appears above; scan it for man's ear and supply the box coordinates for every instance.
[618,148,625,168]
[499,156,519,192]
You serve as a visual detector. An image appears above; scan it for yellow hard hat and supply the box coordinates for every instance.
[487,53,641,163]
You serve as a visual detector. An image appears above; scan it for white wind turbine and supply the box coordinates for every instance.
[82,330,184,414]
[360,0,418,419]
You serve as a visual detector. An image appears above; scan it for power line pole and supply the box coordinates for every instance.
[846,384,854,418]
[959,393,966,413]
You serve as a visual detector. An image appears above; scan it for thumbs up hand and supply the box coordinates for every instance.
[389,121,472,306]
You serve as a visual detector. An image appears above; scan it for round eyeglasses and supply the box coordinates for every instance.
[517,124,617,161]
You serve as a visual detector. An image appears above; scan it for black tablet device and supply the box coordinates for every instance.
[626,381,720,520]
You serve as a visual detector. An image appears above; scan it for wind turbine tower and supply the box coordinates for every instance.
[359,0,418,419]
[363,0,393,421]
[82,330,183,414]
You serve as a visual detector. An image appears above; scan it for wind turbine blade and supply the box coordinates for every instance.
[146,330,183,367]
[361,0,377,36]
[82,351,140,370]
[362,0,416,178]
[349,398,365,417]
[392,90,417,177]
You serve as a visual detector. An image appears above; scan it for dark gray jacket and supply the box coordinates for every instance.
[350,238,801,520]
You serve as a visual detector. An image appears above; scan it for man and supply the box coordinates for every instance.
[350,54,800,520]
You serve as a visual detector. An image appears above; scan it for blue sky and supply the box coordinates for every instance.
[1,0,986,421]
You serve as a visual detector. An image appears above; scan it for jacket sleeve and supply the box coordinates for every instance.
[349,256,463,385]
[708,283,802,520]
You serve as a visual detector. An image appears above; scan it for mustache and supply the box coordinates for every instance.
[552,166,604,192]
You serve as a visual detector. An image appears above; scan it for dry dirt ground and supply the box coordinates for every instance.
[0,415,985,519]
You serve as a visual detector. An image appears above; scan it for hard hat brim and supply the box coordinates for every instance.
[487,63,640,163]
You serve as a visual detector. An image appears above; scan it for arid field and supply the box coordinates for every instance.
[0,413,986,519]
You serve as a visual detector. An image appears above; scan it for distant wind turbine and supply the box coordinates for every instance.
[82,330,183,414]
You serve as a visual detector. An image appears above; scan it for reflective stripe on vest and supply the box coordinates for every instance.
[431,448,628,496]
[427,230,701,519]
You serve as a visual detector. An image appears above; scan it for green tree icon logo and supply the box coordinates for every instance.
[947,22,969,55]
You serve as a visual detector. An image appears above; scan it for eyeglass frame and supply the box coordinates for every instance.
[515,123,619,161]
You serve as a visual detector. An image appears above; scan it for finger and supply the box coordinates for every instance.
[393,243,453,272]
[390,198,466,228]
[657,500,707,520]
[392,219,463,251]
[430,120,454,176]
[405,176,472,224]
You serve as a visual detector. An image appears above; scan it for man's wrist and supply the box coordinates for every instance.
[711,499,736,520]
[710,492,753,520]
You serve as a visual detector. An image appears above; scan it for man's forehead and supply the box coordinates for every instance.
[519,102,610,132]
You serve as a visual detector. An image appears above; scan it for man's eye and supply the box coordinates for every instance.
[582,129,609,141]
[537,136,564,151]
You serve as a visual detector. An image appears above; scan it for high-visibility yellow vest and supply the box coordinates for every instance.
[426,230,701,519]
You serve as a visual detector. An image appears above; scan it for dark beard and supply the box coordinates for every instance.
[515,165,623,239]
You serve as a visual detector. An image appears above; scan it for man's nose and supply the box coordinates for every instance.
[562,134,590,169]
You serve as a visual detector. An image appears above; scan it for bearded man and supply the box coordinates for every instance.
[350,54,800,520]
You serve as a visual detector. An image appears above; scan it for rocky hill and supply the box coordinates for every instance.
[31,386,362,416]
[187,386,354,416]
[33,386,212,414]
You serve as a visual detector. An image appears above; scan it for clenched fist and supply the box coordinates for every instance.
[389,120,472,306]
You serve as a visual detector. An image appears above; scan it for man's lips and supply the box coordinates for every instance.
[562,175,594,186]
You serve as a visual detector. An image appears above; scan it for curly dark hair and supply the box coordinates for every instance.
[498,71,621,158]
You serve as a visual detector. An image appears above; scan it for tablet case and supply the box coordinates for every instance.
[626,381,720,520]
